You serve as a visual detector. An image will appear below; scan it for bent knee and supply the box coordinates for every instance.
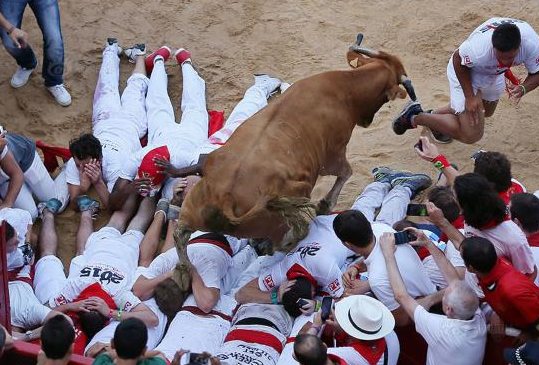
[460,131,483,144]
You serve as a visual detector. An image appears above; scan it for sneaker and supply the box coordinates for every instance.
[124,43,146,63]
[10,66,36,88]
[391,173,432,198]
[174,48,191,66]
[77,195,100,215]
[371,166,413,184]
[37,198,62,219]
[279,82,292,93]
[430,128,453,144]
[254,74,282,97]
[105,37,122,56]
[155,198,169,218]
[107,37,118,46]
[392,101,423,135]
[145,46,172,73]
[47,84,72,107]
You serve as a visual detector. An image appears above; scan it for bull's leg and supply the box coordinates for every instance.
[317,159,352,215]
[172,224,194,292]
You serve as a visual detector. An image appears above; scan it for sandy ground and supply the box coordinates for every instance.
[0,0,538,263]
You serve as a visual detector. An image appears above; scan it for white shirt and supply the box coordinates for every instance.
[365,223,436,311]
[452,18,539,87]
[258,215,356,297]
[423,240,465,289]
[326,331,400,365]
[464,220,535,274]
[0,208,32,271]
[414,306,487,365]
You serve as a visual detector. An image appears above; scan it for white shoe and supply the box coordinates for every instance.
[254,74,281,97]
[280,82,292,93]
[124,43,146,63]
[10,66,35,88]
[47,84,72,107]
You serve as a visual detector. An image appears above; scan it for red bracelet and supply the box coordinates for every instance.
[432,154,450,171]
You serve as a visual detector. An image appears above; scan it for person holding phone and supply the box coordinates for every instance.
[0,1,71,106]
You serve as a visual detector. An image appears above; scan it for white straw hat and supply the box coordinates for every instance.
[334,295,395,341]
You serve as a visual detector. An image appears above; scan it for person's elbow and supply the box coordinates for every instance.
[144,311,159,327]
[198,294,219,314]
[132,285,152,302]
[394,290,410,305]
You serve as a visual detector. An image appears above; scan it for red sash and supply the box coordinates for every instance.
[188,233,233,257]
[224,329,284,353]
[181,305,232,322]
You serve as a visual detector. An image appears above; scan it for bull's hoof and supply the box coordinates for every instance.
[172,263,192,292]
[316,198,332,215]
[248,238,274,256]
[154,278,190,318]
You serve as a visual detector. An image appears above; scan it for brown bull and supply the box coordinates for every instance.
[168,34,417,295]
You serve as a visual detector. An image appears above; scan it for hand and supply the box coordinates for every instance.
[153,156,176,176]
[312,310,323,328]
[37,350,47,365]
[68,299,92,313]
[464,94,484,126]
[172,350,188,365]
[9,27,28,49]
[277,280,296,302]
[379,232,396,255]
[507,83,525,105]
[426,201,447,226]
[85,296,110,317]
[489,312,506,343]
[343,279,370,296]
[325,309,343,334]
[403,227,432,247]
[86,342,109,358]
[79,164,92,191]
[171,178,188,205]
[132,177,153,196]
[299,299,318,315]
[84,159,103,185]
[342,265,359,289]
[414,136,440,161]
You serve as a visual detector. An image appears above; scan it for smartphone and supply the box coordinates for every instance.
[320,297,333,322]
[414,140,423,152]
[394,231,417,245]
[296,298,309,308]
[186,352,209,365]
[471,149,486,162]
[406,203,428,216]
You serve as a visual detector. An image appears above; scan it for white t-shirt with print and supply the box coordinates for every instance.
[450,18,539,87]
[258,215,356,298]
[365,223,436,311]
[1,208,33,271]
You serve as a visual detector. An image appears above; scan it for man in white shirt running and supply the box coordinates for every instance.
[393,18,539,144]
[379,227,487,365]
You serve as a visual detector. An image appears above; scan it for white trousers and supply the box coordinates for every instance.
[350,182,411,227]
[0,153,69,221]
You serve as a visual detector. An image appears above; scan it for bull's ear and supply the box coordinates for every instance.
[346,51,369,69]
[386,85,407,100]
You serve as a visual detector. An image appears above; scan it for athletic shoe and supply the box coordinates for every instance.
[167,204,181,220]
[77,195,100,215]
[37,198,62,219]
[371,166,413,184]
[107,37,118,46]
[174,48,191,66]
[392,101,423,135]
[155,198,169,218]
[124,43,146,63]
[47,84,72,107]
[279,82,292,93]
[145,46,172,73]
[391,173,432,198]
[254,74,282,96]
[10,66,35,88]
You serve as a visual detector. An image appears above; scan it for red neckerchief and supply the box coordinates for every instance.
[286,263,317,288]
[328,354,349,365]
[417,215,465,260]
[332,329,386,365]
[499,181,525,205]
[67,283,118,355]
[477,258,511,288]
[478,214,510,230]
[527,232,539,248]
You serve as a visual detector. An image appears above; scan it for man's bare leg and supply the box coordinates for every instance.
[107,194,139,232]
[161,219,177,253]
[133,54,146,76]
[76,210,95,256]
[39,209,58,257]
[139,211,166,266]
[126,196,156,233]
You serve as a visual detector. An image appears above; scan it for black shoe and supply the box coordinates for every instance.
[430,128,453,144]
[107,37,118,46]
[392,101,423,135]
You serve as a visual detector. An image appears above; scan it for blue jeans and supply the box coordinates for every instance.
[0,0,64,86]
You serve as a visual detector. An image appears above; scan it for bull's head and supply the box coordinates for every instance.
[346,33,417,102]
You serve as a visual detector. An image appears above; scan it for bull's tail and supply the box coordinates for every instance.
[267,196,317,251]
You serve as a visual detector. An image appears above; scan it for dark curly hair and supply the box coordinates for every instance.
[453,173,507,229]
[473,151,512,193]
[69,133,102,160]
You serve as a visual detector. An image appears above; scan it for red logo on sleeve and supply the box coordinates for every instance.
[464,56,473,66]
[328,279,341,294]
[53,294,68,306]
[263,275,275,290]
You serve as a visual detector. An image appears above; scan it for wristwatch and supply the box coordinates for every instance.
[25,330,33,341]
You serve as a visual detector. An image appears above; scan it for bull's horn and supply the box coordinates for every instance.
[400,75,417,101]
[348,45,379,57]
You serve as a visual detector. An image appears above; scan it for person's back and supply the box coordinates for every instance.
[92,318,166,365]
[40,315,75,365]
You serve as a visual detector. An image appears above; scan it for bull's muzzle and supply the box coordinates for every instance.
[400,75,417,101]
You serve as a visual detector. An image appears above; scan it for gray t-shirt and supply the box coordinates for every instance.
[1,134,36,172]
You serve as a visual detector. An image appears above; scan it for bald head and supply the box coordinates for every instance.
[294,334,327,365]
[443,280,479,320]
